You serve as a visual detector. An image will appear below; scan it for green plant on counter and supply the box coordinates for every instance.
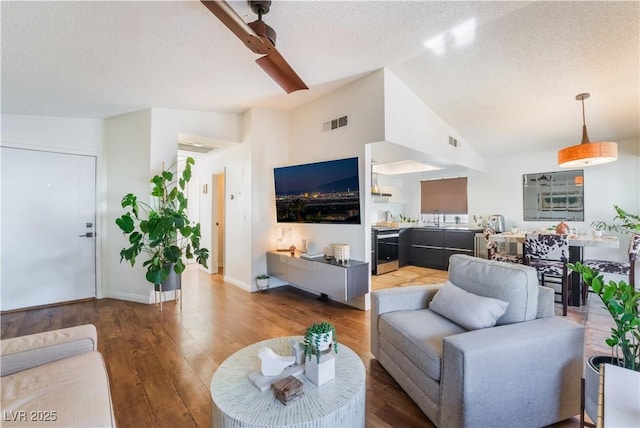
[398,214,417,223]
[568,262,639,371]
[592,205,640,235]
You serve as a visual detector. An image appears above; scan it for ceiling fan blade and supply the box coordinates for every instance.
[255,48,308,94]
[201,0,308,94]
[200,1,267,54]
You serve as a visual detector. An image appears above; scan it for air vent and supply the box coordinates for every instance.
[448,136,459,147]
[322,115,348,131]
[178,143,216,154]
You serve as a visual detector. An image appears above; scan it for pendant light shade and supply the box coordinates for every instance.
[558,93,617,168]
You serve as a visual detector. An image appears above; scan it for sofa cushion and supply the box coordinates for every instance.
[430,281,509,330]
[1,351,115,427]
[378,308,465,382]
[448,254,539,324]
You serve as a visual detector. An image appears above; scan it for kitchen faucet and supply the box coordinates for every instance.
[434,210,440,227]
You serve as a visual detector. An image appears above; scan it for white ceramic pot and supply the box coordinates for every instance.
[585,355,621,422]
[256,277,270,291]
[312,331,333,352]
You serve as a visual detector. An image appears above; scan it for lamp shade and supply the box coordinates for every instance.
[558,93,618,168]
[558,141,618,168]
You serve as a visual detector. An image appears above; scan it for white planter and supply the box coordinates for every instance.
[305,352,335,386]
[585,355,621,422]
[256,277,270,291]
[311,331,333,352]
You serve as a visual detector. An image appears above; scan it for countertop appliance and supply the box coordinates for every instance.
[488,215,505,233]
[374,228,400,275]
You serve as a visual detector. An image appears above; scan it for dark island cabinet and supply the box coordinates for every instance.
[410,229,445,269]
[399,228,412,267]
[410,228,480,270]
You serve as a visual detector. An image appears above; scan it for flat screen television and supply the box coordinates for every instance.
[274,157,360,224]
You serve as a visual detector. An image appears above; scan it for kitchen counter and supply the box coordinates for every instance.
[373,223,482,232]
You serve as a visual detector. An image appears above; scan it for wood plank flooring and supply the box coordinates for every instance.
[1,265,606,427]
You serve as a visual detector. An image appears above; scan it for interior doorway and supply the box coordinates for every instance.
[200,171,225,275]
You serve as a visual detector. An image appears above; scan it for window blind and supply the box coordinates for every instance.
[420,177,468,213]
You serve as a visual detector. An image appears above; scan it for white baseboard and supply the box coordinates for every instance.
[102,290,150,304]
[223,275,251,291]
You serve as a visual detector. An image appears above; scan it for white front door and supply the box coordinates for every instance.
[1,147,97,311]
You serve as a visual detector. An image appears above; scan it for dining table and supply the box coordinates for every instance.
[488,231,619,306]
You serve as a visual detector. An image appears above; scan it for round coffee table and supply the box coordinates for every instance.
[210,336,365,428]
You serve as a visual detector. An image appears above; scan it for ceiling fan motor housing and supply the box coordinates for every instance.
[249,20,276,46]
[249,0,272,16]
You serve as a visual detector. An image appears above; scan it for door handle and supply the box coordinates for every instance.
[79,232,94,238]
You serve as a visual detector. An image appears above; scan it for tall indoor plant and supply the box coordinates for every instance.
[115,157,209,287]
[569,262,639,371]
[568,261,639,420]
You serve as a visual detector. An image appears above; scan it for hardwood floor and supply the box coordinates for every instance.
[1,265,609,427]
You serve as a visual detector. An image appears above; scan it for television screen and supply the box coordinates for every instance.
[274,157,360,224]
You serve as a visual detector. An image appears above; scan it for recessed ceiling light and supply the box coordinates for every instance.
[372,160,442,175]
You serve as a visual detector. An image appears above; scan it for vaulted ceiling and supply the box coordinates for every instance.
[2,1,638,158]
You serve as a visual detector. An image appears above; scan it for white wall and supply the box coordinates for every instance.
[199,110,254,291]
[1,114,104,153]
[288,70,385,266]
[370,173,415,224]
[250,109,290,288]
[104,110,152,303]
[150,108,241,174]
[383,70,485,171]
[0,114,107,298]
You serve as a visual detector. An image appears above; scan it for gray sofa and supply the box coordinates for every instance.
[1,324,116,427]
[371,254,584,428]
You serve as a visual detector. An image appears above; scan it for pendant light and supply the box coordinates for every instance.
[557,93,617,168]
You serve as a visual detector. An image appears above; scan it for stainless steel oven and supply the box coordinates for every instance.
[375,229,400,275]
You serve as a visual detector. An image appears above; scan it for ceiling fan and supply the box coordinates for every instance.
[201,0,308,94]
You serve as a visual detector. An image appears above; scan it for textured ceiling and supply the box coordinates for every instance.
[2,1,639,158]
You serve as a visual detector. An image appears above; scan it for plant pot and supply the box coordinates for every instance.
[154,264,181,292]
[311,331,333,353]
[584,355,622,422]
[256,277,270,291]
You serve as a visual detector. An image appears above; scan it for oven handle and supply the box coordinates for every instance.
[377,233,399,239]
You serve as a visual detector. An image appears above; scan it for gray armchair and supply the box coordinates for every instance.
[371,254,584,428]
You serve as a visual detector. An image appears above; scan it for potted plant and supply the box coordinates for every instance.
[115,157,209,291]
[255,274,270,291]
[568,261,639,420]
[303,321,338,364]
[592,205,640,234]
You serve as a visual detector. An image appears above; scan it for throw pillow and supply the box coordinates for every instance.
[430,281,509,330]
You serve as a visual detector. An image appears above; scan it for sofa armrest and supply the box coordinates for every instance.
[1,324,98,376]
[370,284,442,357]
[537,285,555,318]
[441,317,584,428]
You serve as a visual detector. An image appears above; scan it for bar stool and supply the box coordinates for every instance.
[524,233,571,316]
[581,233,640,303]
[484,228,523,264]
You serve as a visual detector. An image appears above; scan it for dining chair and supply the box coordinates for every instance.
[484,228,523,264]
[524,233,570,316]
[581,233,640,304]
